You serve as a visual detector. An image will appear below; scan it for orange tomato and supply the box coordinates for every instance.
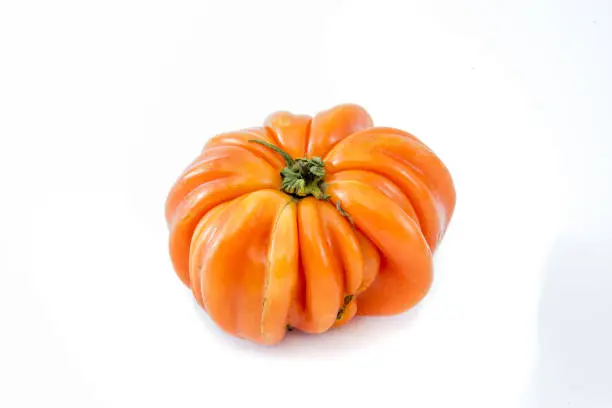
[165,104,456,345]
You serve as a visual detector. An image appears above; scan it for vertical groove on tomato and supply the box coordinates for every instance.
[378,152,443,250]
[328,128,455,244]
[263,111,311,159]
[165,144,281,226]
[355,231,380,294]
[327,180,433,316]
[306,104,373,158]
[189,199,241,306]
[327,170,420,226]
[260,200,299,344]
[294,198,344,333]
[317,201,364,296]
[197,190,289,343]
[168,179,278,286]
[325,130,455,251]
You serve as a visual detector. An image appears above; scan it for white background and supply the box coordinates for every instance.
[1,1,611,407]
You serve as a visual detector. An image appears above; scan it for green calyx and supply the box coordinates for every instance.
[249,139,329,200]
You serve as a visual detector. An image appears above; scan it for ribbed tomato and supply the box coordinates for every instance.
[165,104,455,345]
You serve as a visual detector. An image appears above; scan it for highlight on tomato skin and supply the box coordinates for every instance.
[165,103,456,345]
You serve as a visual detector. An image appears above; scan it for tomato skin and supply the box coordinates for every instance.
[166,104,456,344]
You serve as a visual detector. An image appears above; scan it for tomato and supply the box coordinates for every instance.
[165,104,456,345]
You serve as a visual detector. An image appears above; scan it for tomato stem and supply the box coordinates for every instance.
[249,139,295,167]
[249,139,329,200]
[249,139,355,227]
